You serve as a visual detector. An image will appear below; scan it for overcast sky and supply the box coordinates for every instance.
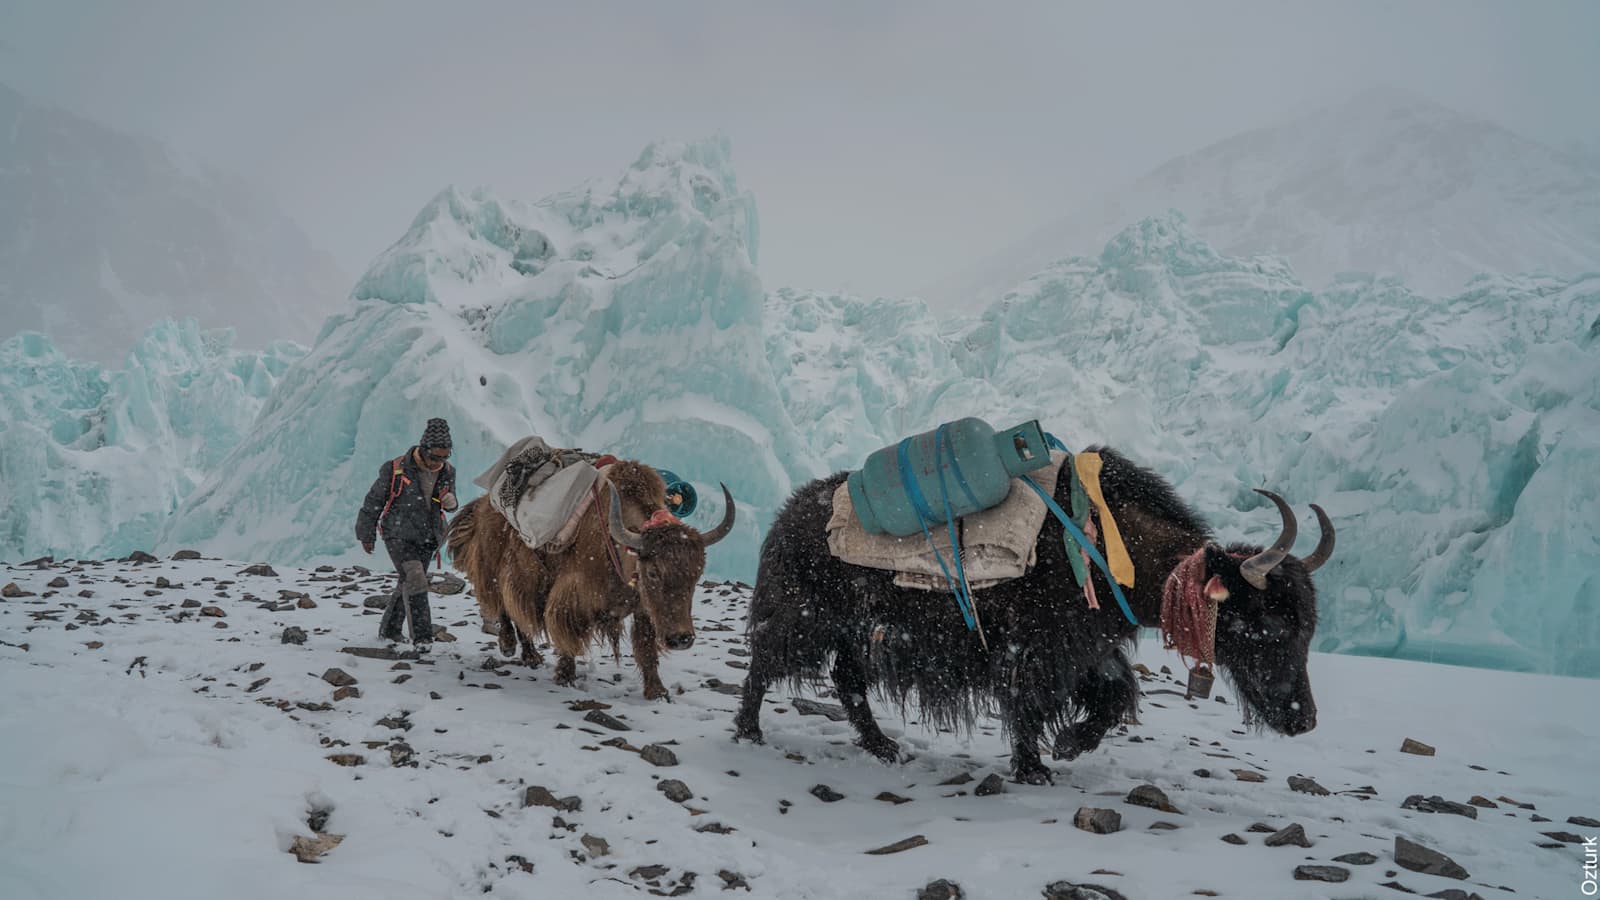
[2,0,1596,301]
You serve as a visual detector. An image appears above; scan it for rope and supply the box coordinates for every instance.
[894,428,983,639]
[1028,431,1139,625]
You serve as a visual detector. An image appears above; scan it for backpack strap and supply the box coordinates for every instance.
[376,455,410,538]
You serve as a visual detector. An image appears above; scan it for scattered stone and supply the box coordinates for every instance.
[939,772,975,786]
[917,879,964,900]
[181,598,201,608]
[639,744,679,767]
[789,697,849,721]
[1400,738,1436,756]
[124,551,158,564]
[1466,795,1498,808]
[47,577,69,589]
[1148,821,1180,830]
[364,595,391,609]
[240,564,278,577]
[1073,807,1122,834]
[1422,890,1486,900]
[1395,836,1469,880]
[523,786,581,813]
[281,627,308,645]
[333,686,361,701]
[1496,795,1534,809]
[1531,813,1551,822]
[1333,851,1379,865]
[1246,822,1277,833]
[875,792,914,805]
[1293,865,1349,883]
[246,677,271,693]
[428,573,466,595]
[1288,775,1330,796]
[2,583,35,598]
[1230,769,1267,783]
[172,550,202,560]
[297,597,317,609]
[200,606,226,618]
[1126,784,1180,813]
[864,834,928,855]
[1542,831,1586,843]
[296,701,333,712]
[975,774,1006,796]
[1569,815,1600,828]
[388,742,415,767]
[580,834,610,857]
[567,698,611,711]
[718,870,749,891]
[1402,795,1478,819]
[321,668,358,687]
[1220,833,1247,845]
[1042,881,1129,900]
[376,714,411,731]
[583,709,631,731]
[695,821,736,835]
[325,754,364,767]
[289,832,345,863]
[630,864,670,880]
[85,641,103,650]
[657,780,693,803]
[810,784,845,803]
[23,555,54,567]
[1265,823,1312,848]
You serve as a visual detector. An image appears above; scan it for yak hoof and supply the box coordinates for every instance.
[643,683,671,702]
[731,721,764,745]
[1051,726,1100,762]
[858,734,901,764]
[1013,762,1055,786]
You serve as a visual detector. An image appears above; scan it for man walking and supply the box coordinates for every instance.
[356,417,458,652]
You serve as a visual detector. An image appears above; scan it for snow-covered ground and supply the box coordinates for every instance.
[1,555,1593,899]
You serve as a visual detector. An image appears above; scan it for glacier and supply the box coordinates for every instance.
[3,138,1596,678]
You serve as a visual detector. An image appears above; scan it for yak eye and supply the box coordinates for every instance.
[1257,615,1290,640]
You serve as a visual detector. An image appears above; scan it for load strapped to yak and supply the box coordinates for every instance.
[473,436,697,553]
[827,417,1138,644]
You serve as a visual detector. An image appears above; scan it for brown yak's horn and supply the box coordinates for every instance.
[1300,503,1336,573]
[697,484,736,548]
[1240,489,1297,590]
[608,488,646,551]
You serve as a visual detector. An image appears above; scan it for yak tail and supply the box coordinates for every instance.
[445,497,481,572]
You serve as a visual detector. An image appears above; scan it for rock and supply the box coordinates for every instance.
[1569,815,1600,828]
[917,879,964,900]
[639,744,679,767]
[124,551,158,564]
[2,583,34,598]
[22,555,54,567]
[1148,821,1180,830]
[1220,833,1247,845]
[289,832,345,863]
[364,595,392,609]
[630,864,670,880]
[1072,807,1122,834]
[1042,881,1129,900]
[939,772,975,786]
[875,792,914,805]
[790,697,849,721]
[428,573,466,595]
[1247,822,1277,834]
[332,686,361,701]
[297,597,317,609]
[321,668,358,687]
[172,550,202,560]
[657,780,693,803]
[717,870,749,891]
[1395,836,1469,880]
[1293,865,1349,883]
[325,754,364,767]
[863,834,928,855]
[1231,769,1267,782]
[246,677,271,693]
[810,784,845,803]
[1333,851,1379,865]
[1126,784,1179,812]
[1542,831,1587,843]
[523,786,581,812]
[200,606,226,618]
[432,626,456,642]
[1466,795,1498,808]
[388,742,415,767]
[583,709,631,731]
[974,774,1006,796]
[1288,775,1330,796]
[1423,890,1486,900]
[1192,768,1211,778]
[1400,738,1436,756]
[1401,795,1478,819]
[181,598,202,608]
[47,577,69,588]
[240,564,278,577]
[1265,823,1312,848]
[580,834,610,857]
[695,821,735,835]
[281,627,308,645]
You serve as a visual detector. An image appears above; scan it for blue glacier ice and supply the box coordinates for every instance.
[3,140,1596,678]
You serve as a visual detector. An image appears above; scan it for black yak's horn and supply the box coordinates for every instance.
[608,488,646,551]
[1240,489,1297,590]
[1300,503,1335,573]
[698,484,736,548]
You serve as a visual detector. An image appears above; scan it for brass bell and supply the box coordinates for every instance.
[1185,663,1215,700]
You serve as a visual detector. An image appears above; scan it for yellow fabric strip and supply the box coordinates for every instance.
[1074,452,1136,588]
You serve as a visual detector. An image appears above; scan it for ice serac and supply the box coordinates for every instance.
[165,138,819,577]
[0,322,304,560]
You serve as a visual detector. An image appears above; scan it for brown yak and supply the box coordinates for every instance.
[446,459,735,700]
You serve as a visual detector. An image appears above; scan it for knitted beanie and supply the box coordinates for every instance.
[420,417,452,451]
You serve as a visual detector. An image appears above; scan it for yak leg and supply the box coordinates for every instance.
[554,654,577,685]
[496,613,518,657]
[514,621,543,667]
[831,650,898,763]
[630,615,669,701]
[1053,649,1138,761]
[998,687,1054,785]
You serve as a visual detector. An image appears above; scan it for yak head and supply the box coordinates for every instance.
[1191,491,1335,737]
[608,483,735,651]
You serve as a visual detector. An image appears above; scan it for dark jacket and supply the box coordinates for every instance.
[356,447,457,548]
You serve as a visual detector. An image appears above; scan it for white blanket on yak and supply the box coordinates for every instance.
[474,436,601,552]
[825,451,1070,591]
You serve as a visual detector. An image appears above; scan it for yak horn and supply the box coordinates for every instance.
[1300,503,1336,573]
[608,488,646,551]
[1240,489,1297,590]
[698,484,736,547]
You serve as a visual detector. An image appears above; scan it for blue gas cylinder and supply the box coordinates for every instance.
[846,418,1051,536]
[657,470,698,518]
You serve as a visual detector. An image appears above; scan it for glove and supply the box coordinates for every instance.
[440,491,457,511]
[361,541,374,554]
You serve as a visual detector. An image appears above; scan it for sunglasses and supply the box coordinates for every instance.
[425,449,451,462]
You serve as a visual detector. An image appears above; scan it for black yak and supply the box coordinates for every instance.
[732,447,1334,784]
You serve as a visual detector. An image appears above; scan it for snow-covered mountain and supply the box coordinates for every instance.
[927,88,1600,308]
[0,83,347,363]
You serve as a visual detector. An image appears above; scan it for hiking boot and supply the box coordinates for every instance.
[378,589,406,643]
[413,641,432,656]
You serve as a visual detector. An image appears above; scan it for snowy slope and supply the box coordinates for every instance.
[0,323,304,562]
[0,83,347,363]
[928,88,1600,308]
[1,555,1593,899]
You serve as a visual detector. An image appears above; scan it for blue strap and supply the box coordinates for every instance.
[1022,470,1140,627]
[935,427,979,629]
[936,423,983,511]
[896,437,937,523]
[896,430,979,631]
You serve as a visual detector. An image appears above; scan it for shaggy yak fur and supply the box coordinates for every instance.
[447,459,734,700]
[733,447,1334,784]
